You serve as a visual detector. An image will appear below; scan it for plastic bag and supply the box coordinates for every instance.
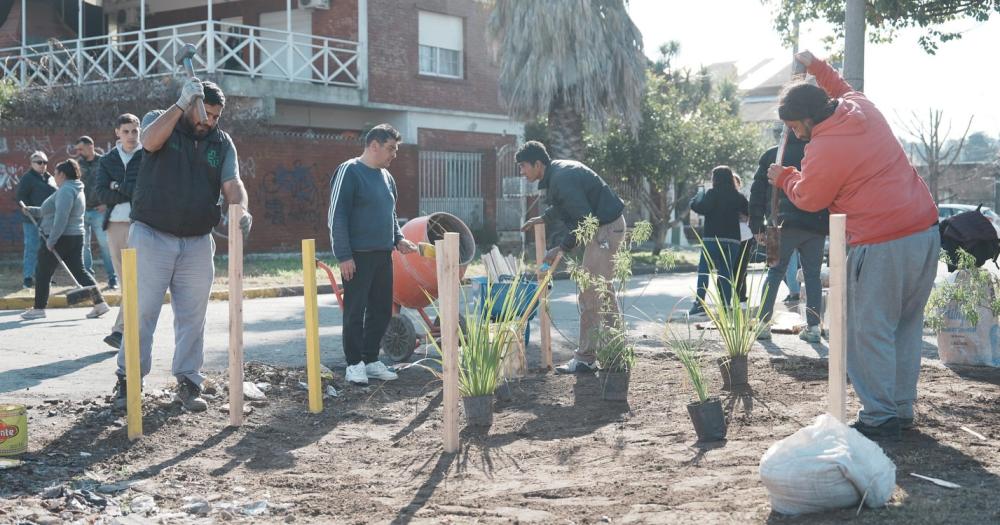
[759,414,896,515]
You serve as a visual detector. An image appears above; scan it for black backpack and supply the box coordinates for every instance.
[939,205,1000,272]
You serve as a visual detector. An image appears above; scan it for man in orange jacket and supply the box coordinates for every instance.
[769,51,939,440]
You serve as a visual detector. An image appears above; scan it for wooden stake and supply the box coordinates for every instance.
[228,205,245,427]
[437,232,460,453]
[302,239,323,414]
[828,214,847,422]
[533,223,553,370]
[122,248,142,440]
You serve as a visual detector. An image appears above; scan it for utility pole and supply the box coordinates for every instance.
[844,0,866,91]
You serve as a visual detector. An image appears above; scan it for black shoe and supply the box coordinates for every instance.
[898,417,914,430]
[688,304,706,316]
[107,279,118,291]
[851,418,901,440]
[104,332,123,349]
[113,375,128,411]
[175,378,208,412]
[23,277,33,289]
[782,293,800,304]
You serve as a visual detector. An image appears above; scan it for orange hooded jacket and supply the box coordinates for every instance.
[774,59,938,246]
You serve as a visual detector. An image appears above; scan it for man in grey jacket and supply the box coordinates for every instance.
[328,124,417,386]
[518,141,626,374]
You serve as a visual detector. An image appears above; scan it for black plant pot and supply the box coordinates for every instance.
[599,370,630,401]
[462,395,494,428]
[687,398,727,442]
[719,355,749,392]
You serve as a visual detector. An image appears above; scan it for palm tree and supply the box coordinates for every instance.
[486,0,646,159]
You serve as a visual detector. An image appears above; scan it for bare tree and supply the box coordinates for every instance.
[900,109,973,203]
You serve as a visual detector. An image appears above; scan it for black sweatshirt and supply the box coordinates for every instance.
[690,186,748,241]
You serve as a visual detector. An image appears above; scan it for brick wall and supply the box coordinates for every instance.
[0,127,421,257]
[366,0,505,114]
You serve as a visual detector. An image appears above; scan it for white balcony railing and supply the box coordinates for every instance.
[0,20,360,89]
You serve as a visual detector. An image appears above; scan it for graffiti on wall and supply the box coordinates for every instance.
[262,161,322,226]
[13,136,55,155]
[240,156,256,179]
[0,162,23,192]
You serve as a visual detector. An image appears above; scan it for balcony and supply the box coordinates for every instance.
[0,20,361,90]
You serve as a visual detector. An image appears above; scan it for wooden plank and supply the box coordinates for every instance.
[828,214,847,421]
[490,245,511,276]
[302,239,323,414]
[122,248,142,441]
[228,205,245,427]
[438,232,460,453]
[533,223,553,370]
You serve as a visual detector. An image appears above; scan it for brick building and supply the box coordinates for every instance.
[0,0,526,256]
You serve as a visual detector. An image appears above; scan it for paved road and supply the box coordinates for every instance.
[1,269,940,404]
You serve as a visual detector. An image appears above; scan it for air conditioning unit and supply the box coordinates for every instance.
[298,0,330,9]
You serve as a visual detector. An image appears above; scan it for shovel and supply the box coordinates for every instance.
[18,201,103,306]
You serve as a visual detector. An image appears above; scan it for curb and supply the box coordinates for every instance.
[0,263,699,311]
[0,284,335,311]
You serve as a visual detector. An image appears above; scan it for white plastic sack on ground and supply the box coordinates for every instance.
[935,271,1000,367]
[759,414,896,515]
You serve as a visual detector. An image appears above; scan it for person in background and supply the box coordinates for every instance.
[750,129,828,343]
[769,51,939,439]
[94,113,144,350]
[689,166,748,313]
[75,135,117,290]
[19,159,110,320]
[15,151,56,289]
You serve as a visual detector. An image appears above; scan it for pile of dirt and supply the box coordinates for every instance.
[2,338,999,524]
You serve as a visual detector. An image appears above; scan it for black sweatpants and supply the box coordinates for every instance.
[342,250,394,365]
[34,234,103,309]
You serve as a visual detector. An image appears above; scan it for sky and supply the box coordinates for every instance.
[627,0,1000,140]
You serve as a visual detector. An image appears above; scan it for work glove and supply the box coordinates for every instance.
[177,77,204,111]
[239,211,253,239]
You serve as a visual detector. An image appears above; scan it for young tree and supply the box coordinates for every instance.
[900,109,974,202]
[485,0,647,160]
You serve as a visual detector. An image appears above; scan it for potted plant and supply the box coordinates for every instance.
[568,217,657,401]
[695,236,769,392]
[670,328,727,442]
[418,270,550,428]
[926,249,1000,367]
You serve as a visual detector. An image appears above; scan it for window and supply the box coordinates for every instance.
[418,11,463,78]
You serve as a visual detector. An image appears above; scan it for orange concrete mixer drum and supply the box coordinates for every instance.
[391,213,475,308]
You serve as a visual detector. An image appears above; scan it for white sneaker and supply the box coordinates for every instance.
[799,325,821,343]
[365,361,398,381]
[86,302,110,319]
[345,362,368,385]
[20,309,46,320]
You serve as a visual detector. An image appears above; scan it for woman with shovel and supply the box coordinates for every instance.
[19,159,110,321]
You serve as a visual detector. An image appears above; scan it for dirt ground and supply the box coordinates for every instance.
[3,333,1000,524]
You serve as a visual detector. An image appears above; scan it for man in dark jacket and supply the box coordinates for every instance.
[518,141,626,374]
[94,114,143,350]
[749,132,829,342]
[75,136,116,289]
[14,151,57,288]
[111,79,252,413]
[328,124,417,386]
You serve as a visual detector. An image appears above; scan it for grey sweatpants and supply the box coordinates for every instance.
[115,221,215,387]
[846,225,939,425]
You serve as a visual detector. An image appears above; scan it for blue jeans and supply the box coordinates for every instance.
[22,222,40,281]
[785,250,800,295]
[695,238,742,306]
[83,209,116,282]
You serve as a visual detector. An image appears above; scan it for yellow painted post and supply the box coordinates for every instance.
[302,239,322,413]
[122,248,142,440]
[828,214,847,422]
[533,223,553,370]
[228,205,245,427]
[437,232,460,453]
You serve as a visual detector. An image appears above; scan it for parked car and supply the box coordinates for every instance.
[938,203,1000,235]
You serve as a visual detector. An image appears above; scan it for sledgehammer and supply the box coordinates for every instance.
[175,43,209,126]
[18,201,102,306]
